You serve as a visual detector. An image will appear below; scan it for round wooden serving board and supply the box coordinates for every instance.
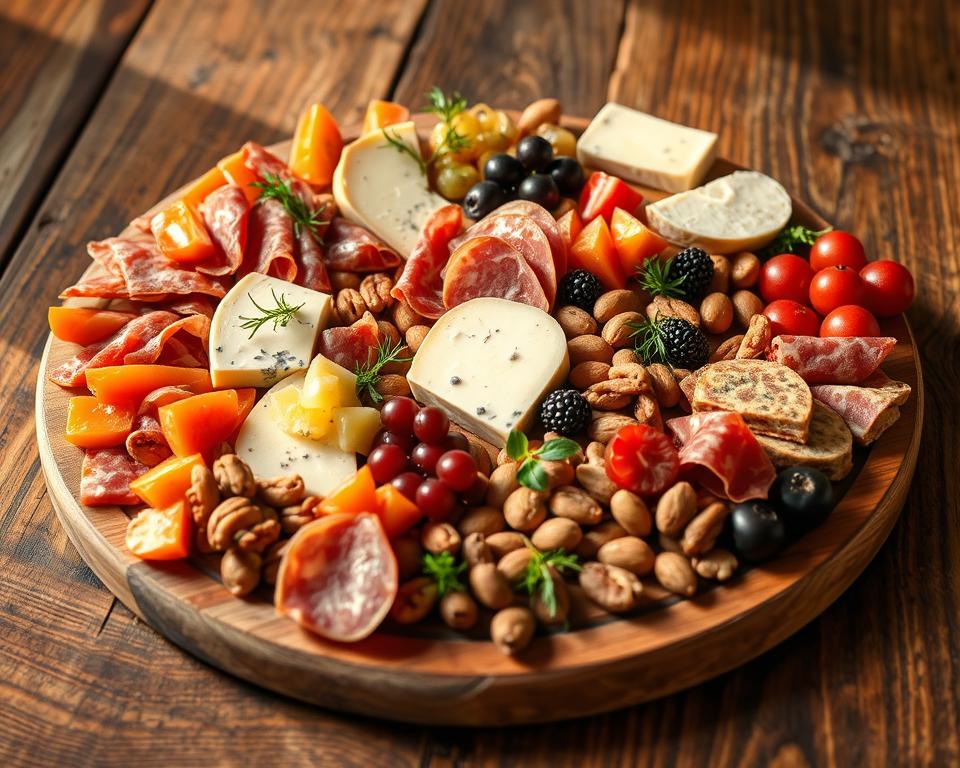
[36,115,923,725]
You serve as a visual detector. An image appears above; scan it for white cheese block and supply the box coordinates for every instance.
[332,120,447,257]
[645,170,792,254]
[406,297,570,447]
[209,273,332,389]
[235,373,357,497]
[576,103,718,193]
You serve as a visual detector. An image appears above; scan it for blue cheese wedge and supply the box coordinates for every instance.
[235,373,357,496]
[406,297,570,446]
[332,120,447,256]
[210,273,332,388]
[576,103,718,193]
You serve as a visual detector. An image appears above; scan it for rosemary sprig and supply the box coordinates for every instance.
[238,289,305,339]
[252,172,329,241]
[638,256,686,299]
[354,338,413,403]
[628,315,670,366]
[760,224,832,258]
[505,429,581,492]
[382,124,470,178]
[422,551,467,597]
[519,544,581,618]
[423,86,467,123]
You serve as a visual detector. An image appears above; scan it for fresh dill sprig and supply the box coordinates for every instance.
[638,256,686,299]
[760,224,832,258]
[252,172,329,241]
[382,124,471,178]
[422,551,467,597]
[629,315,670,365]
[423,86,467,123]
[354,338,413,403]
[238,289,305,339]
[519,545,581,618]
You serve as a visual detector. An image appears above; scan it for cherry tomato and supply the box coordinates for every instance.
[604,424,679,497]
[820,305,881,337]
[809,231,867,272]
[762,299,821,337]
[808,265,866,316]
[759,254,815,304]
[859,260,915,317]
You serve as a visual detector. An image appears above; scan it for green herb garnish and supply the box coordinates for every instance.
[506,429,580,492]
[638,256,686,299]
[422,551,467,597]
[382,124,470,178]
[238,289,305,339]
[354,339,413,403]
[252,172,329,240]
[761,224,832,258]
[628,315,669,365]
[520,544,581,618]
[424,86,467,123]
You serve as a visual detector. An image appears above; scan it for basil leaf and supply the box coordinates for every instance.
[506,429,529,461]
[535,437,580,462]
[517,458,548,491]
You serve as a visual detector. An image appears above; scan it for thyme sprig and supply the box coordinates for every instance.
[382,124,470,177]
[252,172,329,240]
[354,339,413,403]
[422,551,467,597]
[520,544,581,618]
[238,289,305,339]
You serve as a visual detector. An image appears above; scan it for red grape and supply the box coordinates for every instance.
[411,442,446,475]
[435,450,478,492]
[445,431,471,453]
[380,396,419,435]
[461,473,488,505]
[413,406,450,445]
[366,444,408,484]
[391,471,424,502]
[416,478,456,520]
[376,429,414,453]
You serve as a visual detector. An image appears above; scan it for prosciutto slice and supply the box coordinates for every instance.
[325,218,402,273]
[810,378,910,445]
[668,411,776,502]
[391,205,462,319]
[442,236,549,312]
[294,227,332,293]
[767,335,896,384]
[243,198,297,281]
[80,447,148,506]
[318,311,381,371]
[241,141,313,204]
[199,184,249,275]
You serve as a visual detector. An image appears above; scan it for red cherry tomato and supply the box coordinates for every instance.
[820,305,881,337]
[604,424,679,497]
[762,299,821,337]
[808,265,867,316]
[859,260,915,317]
[759,254,815,304]
[809,231,867,272]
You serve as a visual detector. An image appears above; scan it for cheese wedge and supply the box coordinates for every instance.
[407,297,569,446]
[756,402,853,480]
[646,170,792,254]
[577,103,718,193]
[332,121,447,257]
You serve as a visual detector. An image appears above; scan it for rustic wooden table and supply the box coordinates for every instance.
[1,0,957,764]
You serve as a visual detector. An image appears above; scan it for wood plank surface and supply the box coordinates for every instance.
[0,0,958,763]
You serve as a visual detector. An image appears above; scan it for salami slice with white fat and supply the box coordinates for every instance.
[457,200,566,276]
[767,335,896,384]
[199,185,248,276]
[275,513,398,642]
[80,447,148,507]
[325,218,402,273]
[810,378,910,445]
[294,227,332,293]
[442,236,549,312]
[391,205,462,319]
[243,198,297,281]
[668,411,776,502]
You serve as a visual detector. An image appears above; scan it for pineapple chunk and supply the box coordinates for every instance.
[268,383,335,440]
[305,354,360,408]
[335,407,382,454]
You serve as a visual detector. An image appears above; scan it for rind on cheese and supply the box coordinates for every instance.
[406,297,570,447]
[646,170,792,254]
[756,402,853,480]
[577,102,718,193]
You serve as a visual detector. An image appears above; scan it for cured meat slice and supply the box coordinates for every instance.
[294,227,332,293]
[458,200,566,276]
[442,236,549,312]
[125,413,171,467]
[391,204,462,319]
[243,198,297,281]
[668,411,776,502]
[241,141,313,204]
[50,311,208,388]
[275,513,398,642]
[810,379,910,445]
[325,218,402,273]
[318,311,381,371]
[80,447,148,506]
[755,402,854,480]
[859,369,913,402]
[60,270,129,300]
[160,295,217,318]
[767,335,896,384]
[447,213,557,307]
[198,185,249,275]
[693,359,812,443]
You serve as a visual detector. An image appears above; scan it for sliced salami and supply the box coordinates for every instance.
[767,335,896,384]
[60,270,129,300]
[241,141,313,204]
[243,198,297,281]
[668,411,776,502]
[391,204,462,319]
[442,236,549,312]
[125,413,171,467]
[810,379,910,445]
[125,313,210,366]
[325,218,402,273]
[294,227,332,293]
[198,184,248,275]
[458,200,566,276]
[80,447,149,507]
[318,311,381,371]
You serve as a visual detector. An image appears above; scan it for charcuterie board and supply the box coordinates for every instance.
[36,113,922,725]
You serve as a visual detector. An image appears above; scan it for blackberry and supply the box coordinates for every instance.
[633,316,708,369]
[539,389,591,436]
[558,269,603,313]
[667,247,714,300]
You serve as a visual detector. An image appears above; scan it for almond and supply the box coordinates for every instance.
[575,462,618,504]
[601,311,644,349]
[588,410,637,443]
[610,489,652,536]
[569,361,611,390]
[568,334,614,365]
[556,305,597,338]
[594,289,644,324]
[680,501,729,556]
[633,393,663,430]
[598,536,655,576]
[710,335,744,362]
[612,349,641,366]
[730,251,760,288]
[531,517,583,552]
[708,254,731,294]
[654,552,698,597]
[699,293,733,335]
[646,295,700,327]
[731,290,763,328]
[655,481,698,535]
[549,485,603,525]
[517,98,561,136]
[645,363,680,408]
[575,520,627,559]
[392,300,424,334]
[486,463,519,508]
[405,324,431,353]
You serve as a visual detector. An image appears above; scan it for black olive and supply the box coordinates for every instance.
[730,501,787,562]
[545,157,585,196]
[462,180,506,221]
[769,466,834,535]
[515,135,554,172]
[483,153,526,190]
[517,174,560,210]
